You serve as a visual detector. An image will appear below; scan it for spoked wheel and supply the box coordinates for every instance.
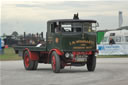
[23,50,38,70]
[87,55,96,72]
[51,51,61,73]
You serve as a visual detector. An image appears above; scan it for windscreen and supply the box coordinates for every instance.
[60,22,97,33]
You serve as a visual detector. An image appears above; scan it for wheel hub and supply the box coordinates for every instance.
[25,55,29,67]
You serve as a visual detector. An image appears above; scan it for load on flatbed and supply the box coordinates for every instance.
[14,14,99,73]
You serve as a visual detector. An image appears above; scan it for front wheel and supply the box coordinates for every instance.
[87,55,96,72]
[51,51,61,73]
[23,51,38,70]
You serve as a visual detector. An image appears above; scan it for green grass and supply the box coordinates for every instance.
[97,55,128,58]
[0,47,22,61]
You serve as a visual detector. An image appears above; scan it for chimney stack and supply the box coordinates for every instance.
[119,11,123,28]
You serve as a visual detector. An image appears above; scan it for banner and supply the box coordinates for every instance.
[97,45,128,55]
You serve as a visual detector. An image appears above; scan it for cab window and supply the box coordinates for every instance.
[83,23,97,32]
[51,22,60,33]
[61,23,82,32]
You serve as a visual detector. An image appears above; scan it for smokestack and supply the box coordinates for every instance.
[119,11,123,28]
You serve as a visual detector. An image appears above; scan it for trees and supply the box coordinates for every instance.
[12,31,18,37]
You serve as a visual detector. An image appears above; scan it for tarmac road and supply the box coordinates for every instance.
[0,58,128,85]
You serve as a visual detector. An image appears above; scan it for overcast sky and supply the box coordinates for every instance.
[1,0,128,37]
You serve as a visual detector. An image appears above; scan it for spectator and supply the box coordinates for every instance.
[0,39,5,54]
[109,37,115,45]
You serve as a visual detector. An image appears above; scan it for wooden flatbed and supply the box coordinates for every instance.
[14,46,47,52]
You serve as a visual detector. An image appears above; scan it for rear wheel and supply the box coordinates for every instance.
[23,51,38,70]
[87,55,96,72]
[51,51,61,73]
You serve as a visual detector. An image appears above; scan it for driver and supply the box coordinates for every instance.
[55,25,60,33]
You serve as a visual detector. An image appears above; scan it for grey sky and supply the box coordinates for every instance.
[1,0,128,37]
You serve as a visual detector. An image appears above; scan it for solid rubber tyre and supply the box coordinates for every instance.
[87,55,96,72]
[51,51,61,73]
[23,51,38,70]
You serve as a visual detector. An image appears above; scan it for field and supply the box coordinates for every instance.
[0,47,128,61]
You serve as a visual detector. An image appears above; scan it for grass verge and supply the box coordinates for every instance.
[0,47,22,61]
[97,55,128,58]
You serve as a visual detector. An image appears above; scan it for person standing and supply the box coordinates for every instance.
[109,37,116,45]
[0,39,5,54]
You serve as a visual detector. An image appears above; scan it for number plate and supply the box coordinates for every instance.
[75,55,87,62]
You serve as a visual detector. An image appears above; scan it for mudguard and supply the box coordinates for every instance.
[49,49,64,56]
[24,48,39,60]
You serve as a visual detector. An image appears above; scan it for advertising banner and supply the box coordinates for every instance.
[97,45,128,55]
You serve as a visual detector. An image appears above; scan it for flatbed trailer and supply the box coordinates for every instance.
[14,14,99,73]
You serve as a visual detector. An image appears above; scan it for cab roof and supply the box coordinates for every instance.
[47,19,97,23]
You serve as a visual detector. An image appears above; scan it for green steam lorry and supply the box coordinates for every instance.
[14,15,99,73]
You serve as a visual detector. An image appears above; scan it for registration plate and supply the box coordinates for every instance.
[75,55,87,62]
